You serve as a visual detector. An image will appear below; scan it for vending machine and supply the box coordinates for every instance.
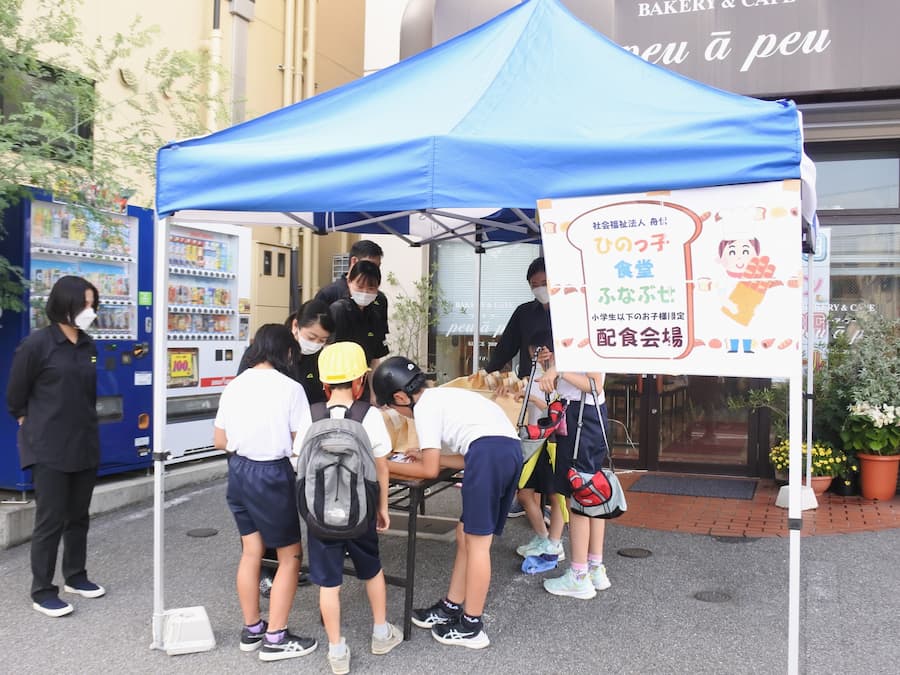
[0,192,154,491]
[164,219,251,462]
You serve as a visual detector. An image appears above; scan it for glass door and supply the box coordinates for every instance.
[607,373,767,475]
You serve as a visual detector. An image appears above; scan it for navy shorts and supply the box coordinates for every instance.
[306,519,382,588]
[460,436,522,536]
[553,401,610,497]
[226,454,302,549]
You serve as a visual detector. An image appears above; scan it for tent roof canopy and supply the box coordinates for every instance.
[156,0,807,242]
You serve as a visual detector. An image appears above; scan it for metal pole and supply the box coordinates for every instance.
[150,215,171,649]
[472,247,483,374]
[787,369,803,674]
[805,251,815,485]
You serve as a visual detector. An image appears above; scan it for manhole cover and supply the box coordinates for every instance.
[186,528,219,538]
[617,547,652,558]
[694,590,731,603]
[713,536,760,544]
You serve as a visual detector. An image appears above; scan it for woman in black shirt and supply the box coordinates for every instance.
[328,260,390,368]
[6,275,105,617]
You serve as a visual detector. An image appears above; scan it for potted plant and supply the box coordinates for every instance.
[768,440,847,495]
[830,311,900,500]
[831,451,860,497]
[841,403,900,500]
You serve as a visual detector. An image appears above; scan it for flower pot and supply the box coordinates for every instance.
[803,475,833,496]
[773,469,788,485]
[831,474,859,497]
[857,453,900,501]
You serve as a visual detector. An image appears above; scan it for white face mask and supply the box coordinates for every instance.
[74,307,97,331]
[351,291,377,308]
[532,286,550,305]
[298,336,324,355]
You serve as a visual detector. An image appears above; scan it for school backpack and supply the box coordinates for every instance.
[296,400,378,540]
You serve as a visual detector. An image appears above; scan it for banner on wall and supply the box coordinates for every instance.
[802,227,831,371]
[537,181,803,378]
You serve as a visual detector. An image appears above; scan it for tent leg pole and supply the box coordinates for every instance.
[472,249,483,374]
[787,372,803,674]
[150,215,171,649]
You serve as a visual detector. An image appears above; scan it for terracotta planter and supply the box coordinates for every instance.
[857,453,900,501]
[803,475,834,496]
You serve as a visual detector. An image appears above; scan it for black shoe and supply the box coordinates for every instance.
[240,620,268,652]
[411,600,461,628]
[258,631,317,661]
[431,617,490,649]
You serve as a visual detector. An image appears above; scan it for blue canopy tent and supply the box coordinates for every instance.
[153,0,816,661]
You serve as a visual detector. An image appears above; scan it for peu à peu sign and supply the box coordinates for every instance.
[607,0,899,96]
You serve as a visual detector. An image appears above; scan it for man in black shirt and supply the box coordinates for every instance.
[485,257,552,379]
[315,239,389,345]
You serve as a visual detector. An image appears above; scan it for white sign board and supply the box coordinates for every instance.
[538,181,802,377]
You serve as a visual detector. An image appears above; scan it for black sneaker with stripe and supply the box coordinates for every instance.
[239,620,268,652]
[411,599,462,629]
[258,631,317,661]
[431,616,490,649]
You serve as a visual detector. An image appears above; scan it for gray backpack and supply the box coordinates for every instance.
[296,401,378,540]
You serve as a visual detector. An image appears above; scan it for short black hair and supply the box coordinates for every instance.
[348,260,381,288]
[350,239,383,261]
[285,298,335,334]
[526,256,545,282]
[241,324,298,379]
[45,275,99,326]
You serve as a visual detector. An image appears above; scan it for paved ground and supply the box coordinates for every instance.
[0,476,897,674]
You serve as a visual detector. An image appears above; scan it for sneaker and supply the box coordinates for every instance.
[240,620,268,652]
[431,617,490,650]
[63,579,105,598]
[590,564,611,591]
[371,622,403,655]
[411,600,461,629]
[258,631,318,661]
[516,536,565,561]
[326,639,350,675]
[32,596,74,618]
[543,568,597,600]
[507,500,526,518]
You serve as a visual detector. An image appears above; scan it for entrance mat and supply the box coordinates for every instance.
[628,475,757,500]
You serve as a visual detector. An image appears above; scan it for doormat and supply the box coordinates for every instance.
[628,475,757,500]
[382,512,458,541]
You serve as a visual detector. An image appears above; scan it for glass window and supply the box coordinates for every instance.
[815,157,899,210]
[828,223,899,321]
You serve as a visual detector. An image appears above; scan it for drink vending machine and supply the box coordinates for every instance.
[163,220,251,462]
[0,192,155,490]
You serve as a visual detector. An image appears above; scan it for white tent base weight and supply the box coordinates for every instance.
[153,606,216,655]
[775,485,818,511]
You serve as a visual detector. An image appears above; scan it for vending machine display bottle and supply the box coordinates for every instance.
[164,222,250,462]
[0,193,155,490]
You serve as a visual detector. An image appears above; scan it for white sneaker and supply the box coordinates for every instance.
[371,622,403,655]
[590,564,611,591]
[543,568,597,600]
[517,536,565,561]
[327,638,350,674]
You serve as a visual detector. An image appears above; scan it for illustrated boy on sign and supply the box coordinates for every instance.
[697,206,797,354]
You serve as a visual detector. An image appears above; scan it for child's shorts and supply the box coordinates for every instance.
[553,401,610,497]
[460,436,522,536]
[306,519,382,588]
[521,443,555,494]
[226,454,301,548]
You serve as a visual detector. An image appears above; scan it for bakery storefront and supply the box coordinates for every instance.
[422,0,900,477]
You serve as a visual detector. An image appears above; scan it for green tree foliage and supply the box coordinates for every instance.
[385,267,452,369]
[0,0,224,310]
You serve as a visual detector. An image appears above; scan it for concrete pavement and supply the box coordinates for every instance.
[0,471,897,674]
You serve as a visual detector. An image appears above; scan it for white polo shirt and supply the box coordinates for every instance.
[413,388,518,456]
[214,368,311,461]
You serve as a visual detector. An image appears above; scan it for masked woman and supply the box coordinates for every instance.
[6,275,105,617]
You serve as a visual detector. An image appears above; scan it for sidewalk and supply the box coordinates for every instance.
[616,471,900,537]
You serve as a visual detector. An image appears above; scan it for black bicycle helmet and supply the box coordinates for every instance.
[372,356,427,406]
